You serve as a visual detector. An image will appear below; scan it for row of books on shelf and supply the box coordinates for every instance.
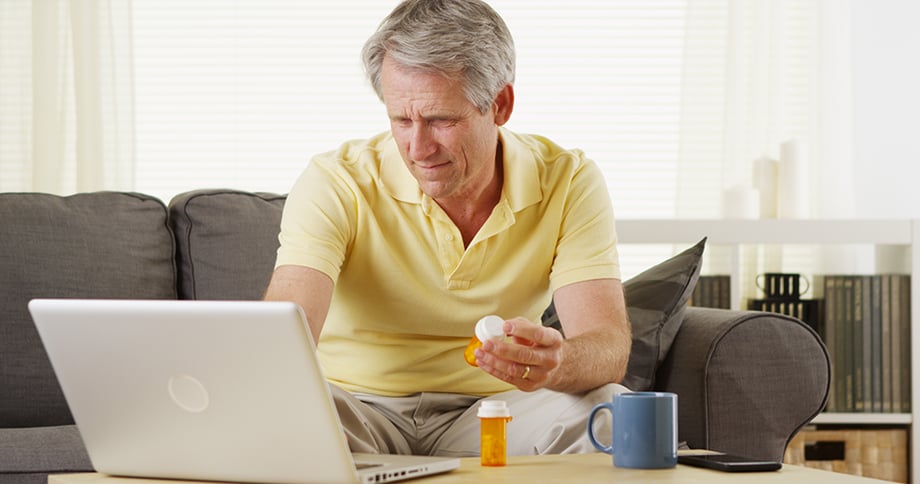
[819,274,911,414]
[689,274,911,414]
[688,275,731,309]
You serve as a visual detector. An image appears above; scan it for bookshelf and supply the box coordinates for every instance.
[616,219,918,481]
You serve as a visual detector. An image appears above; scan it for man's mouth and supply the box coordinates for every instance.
[415,160,450,170]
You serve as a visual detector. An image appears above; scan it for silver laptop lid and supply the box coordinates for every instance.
[29,299,361,484]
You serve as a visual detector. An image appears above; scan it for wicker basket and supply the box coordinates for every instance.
[784,428,908,483]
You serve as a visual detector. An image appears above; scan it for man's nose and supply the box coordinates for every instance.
[407,125,437,161]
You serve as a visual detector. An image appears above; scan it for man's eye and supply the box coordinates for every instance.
[431,119,457,128]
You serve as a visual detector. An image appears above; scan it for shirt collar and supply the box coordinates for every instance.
[380,127,543,212]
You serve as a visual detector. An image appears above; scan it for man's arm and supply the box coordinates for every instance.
[546,278,631,391]
[263,265,334,344]
[475,278,631,393]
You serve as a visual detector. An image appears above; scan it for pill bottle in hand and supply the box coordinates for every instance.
[463,315,505,367]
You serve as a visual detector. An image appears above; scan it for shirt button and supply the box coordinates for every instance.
[445,234,454,241]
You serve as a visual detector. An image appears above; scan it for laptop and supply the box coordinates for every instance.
[28,299,460,484]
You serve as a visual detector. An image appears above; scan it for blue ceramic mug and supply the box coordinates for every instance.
[587,391,678,469]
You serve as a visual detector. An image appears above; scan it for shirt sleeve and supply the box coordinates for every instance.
[548,157,621,290]
[274,154,355,282]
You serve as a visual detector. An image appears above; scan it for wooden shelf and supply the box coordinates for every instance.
[616,219,912,245]
[813,413,912,425]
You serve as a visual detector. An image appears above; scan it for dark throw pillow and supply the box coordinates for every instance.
[541,237,706,391]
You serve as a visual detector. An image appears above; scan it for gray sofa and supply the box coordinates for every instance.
[0,189,830,484]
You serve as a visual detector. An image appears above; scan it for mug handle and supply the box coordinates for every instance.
[586,402,615,455]
[799,275,811,295]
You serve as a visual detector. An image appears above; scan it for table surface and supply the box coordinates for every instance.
[49,452,894,484]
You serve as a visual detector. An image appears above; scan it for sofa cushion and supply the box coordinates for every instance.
[542,238,705,392]
[0,425,92,474]
[620,238,705,391]
[169,190,286,300]
[0,192,177,428]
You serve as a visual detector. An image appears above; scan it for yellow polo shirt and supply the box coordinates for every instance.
[276,127,620,396]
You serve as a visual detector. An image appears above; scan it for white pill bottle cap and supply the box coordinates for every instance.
[475,315,505,343]
[478,400,511,418]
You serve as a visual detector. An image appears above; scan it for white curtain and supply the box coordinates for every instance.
[0,0,134,194]
[676,0,853,219]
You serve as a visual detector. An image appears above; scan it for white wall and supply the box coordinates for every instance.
[851,0,920,218]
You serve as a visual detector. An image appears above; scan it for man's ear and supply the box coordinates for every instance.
[492,84,514,126]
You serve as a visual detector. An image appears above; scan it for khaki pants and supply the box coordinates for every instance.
[330,383,630,457]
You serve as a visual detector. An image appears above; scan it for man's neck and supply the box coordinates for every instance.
[436,152,504,248]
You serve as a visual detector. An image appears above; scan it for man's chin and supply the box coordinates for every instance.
[417,182,457,202]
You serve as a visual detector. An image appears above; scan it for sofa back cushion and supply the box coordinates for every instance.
[0,192,177,427]
[169,190,285,300]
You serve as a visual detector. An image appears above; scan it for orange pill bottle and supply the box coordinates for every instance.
[478,400,512,466]
[463,315,506,367]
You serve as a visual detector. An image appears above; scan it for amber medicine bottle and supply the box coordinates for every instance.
[463,315,505,367]
[478,400,512,466]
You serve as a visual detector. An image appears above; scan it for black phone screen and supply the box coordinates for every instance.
[678,453,782,472]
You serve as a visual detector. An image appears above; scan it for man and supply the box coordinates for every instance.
[264,0,631,457]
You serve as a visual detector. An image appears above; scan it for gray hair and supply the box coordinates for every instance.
[361,0,516,114]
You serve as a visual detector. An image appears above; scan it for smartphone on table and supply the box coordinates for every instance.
[677,452,782,472]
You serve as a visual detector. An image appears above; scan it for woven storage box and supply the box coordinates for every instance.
[784,428,908,483]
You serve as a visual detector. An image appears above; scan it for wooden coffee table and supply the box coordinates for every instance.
[49,452,894,483]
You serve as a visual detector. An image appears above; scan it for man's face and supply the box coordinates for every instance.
[380,56,508,204]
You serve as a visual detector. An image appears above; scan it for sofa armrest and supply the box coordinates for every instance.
[654,306,830,462]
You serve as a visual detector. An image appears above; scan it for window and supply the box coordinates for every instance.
[133,0,687,221]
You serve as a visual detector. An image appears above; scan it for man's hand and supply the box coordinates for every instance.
[474,279,631,394]
[473,318,565,392]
